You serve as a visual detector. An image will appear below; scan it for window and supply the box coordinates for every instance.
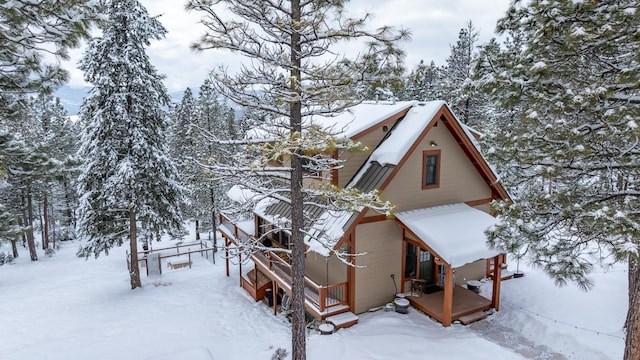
[422,150,440,189]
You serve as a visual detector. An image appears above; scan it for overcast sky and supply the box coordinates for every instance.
[63,0,512,93]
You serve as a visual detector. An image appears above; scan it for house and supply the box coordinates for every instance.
[219,100,511,328]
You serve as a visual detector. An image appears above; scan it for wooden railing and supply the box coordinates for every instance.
[127,240,216,276]
[220,212,348,312]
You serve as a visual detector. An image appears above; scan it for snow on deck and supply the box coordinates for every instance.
[395,203,500,268]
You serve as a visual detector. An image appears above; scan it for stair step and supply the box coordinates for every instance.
[326,311,359,329]
[458,311,488,325]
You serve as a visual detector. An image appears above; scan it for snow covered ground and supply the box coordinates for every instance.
[0,235,625,360]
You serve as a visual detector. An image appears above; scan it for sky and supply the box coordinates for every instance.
[62,0,512,93]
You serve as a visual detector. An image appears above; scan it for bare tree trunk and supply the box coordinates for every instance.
[195,219,200,240]
[625,255,640,360]
[129,210,141,289]
[26,187,38,261]
[11,239,18,258]
[63,180,74,228]
[290,1,305,358]
[50,201,56,248]
[42,195,49,250]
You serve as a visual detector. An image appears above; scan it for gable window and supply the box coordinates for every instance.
[422,150,440,189]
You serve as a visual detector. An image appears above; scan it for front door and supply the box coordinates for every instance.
[419,248,433,283]
[404,243,434,284]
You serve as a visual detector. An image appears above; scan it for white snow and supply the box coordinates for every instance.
[369,101,444,166]
[0,229,626,359]
[395,203,500,268]
[226,184,259,203]
[246,101,417,141]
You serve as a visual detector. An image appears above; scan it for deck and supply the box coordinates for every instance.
[407,285,491,324]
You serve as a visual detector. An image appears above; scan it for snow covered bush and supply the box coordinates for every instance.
[76,246,88,258]
[271,348,288,360]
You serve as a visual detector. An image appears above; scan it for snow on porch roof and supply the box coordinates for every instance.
[395,203,500,268]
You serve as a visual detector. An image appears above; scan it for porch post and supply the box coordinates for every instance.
[273,282,278,315]
[225,238,230,277]
[239,251,243,287]
[491,254,503,311]
[442,263,454,326]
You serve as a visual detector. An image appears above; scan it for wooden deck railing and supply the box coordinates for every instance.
[220,212,348,312]
[127,240,216,276]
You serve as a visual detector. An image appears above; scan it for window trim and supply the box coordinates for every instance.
[422,150,441,189]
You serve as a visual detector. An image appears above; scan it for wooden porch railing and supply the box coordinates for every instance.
[220,212,348,312]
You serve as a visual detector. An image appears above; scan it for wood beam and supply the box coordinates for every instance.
[491,254,503,311]
[359,214,388,224]
[274,282,278,315]
[442,263,454,327]
[225,238,230,277]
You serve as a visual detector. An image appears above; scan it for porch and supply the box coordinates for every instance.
[219,213,351,320]
[406,285,491,324]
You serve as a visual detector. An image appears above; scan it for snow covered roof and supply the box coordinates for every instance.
[367,100,444,166]
[254,196,355,256]
[227,185,259,203]
[246,101,417,140]
[395,203,500,268]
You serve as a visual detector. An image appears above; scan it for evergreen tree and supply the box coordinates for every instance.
[187,1,405,358]
[0,132,29,257]
[401,60,445,101]
[0,130,51,261]
[477,1,640,358]
[30,94,80,246]
[0,0,98,119]
[77,0,185,289]
[442,21,487,126]
[348,43,407,101]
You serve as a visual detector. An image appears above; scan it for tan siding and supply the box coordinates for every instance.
[305,252,346,286]
[382,122,492,211]
[454,259,486,286]
[338,127,391,187]
[353,220,403,314]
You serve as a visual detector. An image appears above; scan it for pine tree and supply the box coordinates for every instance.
[401,60,445,101]
[0,132,28,256]
[30,94,80,247]
[477,1,640,358]
[187,1,405,358]
[0,0,98,119]
[348,44,407,101]
[0,130,51,261]
[77,0,185,290]
[441,21,487,126]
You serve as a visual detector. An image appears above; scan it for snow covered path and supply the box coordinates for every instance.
[0,238,626,359]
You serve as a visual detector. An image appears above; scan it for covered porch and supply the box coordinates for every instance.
[395,203,506,327]
[407,285,492,325]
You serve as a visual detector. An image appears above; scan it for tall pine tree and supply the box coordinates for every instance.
[477,1,640,358]
[77,0,185,289]
[0,0,98,119]
[187,1,405,358]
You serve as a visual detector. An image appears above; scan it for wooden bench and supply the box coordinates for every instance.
[167,258,192,269]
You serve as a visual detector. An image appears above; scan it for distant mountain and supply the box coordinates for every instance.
[55,85,242,118]
[54,86,198,115]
